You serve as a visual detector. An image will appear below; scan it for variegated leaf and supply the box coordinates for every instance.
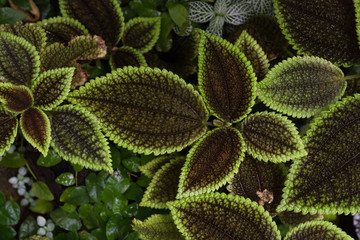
[68,67,209,155]
[0,83,33,113]
[224,2,253,25]
[168,193,281,240]
[247,0,274,15]
[188,1,214,23]
[0,109,18,156]
[49,105,112,173]
[110,46,147,70]
[279,211,321,227]
[277,94,360,215]
[198,31,256,123]
[177,127,245,198]
[257,56,346,118]
[139,155,174,178]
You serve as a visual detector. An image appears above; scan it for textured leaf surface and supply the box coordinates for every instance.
[279,211,320,227]
[198,31,256,123]
[68,67,209,155]
[240,112,306,162]
[110,46,147,70]
[257,56,346,118]
[59,0,124,47]
[274,0,360,66]
[20,107,51,156]
[49,105,112,173]
[141,158,185,209]
[168,193,281,240]
[0,109,18,156]
[133,214,184,240]
[188,1,214,23]
[0,32,40,86]
[284,220,353,240]
[0,83,33,113]
[277,94,360,215]
[178,127,245,198]
[122,17,161,53]
[31,68,74,110]
[139,155,174,178]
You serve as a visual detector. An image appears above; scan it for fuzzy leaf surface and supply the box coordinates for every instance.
[199,31,256,123]
[49,105,112,173]
[139,156,173,178]
[68,66,209,155]
[278,94,360,215]
[178,127,245,198]
[279,211,320,227]
[168,193,281,240]
[110,46,147,70]
[0,109,18,156]
[257,56,346,118]
[0,83,33,113]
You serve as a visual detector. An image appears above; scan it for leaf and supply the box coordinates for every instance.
[141,158,185,209]
[37,16,89,44]
[198,30,256,123]
[56,172,75,186]
[110,46,147,70]
[284,220,353,240]
[0,152,26,168]
[0,201,20,225]
[36,150,62,167]
[78,204,99,230]
[278,211,321,227]
[50,208,81,232]
[168,192,281,240]
[0,8,26,25]
[0,83,33,113]
[122,157,141,172]
[249,0,274,15]
[132,214,185,240]
[224,2,253,25]
[106,215,132,240]
[68,66,209,155]
[188,1,214,23]
[49,105,113,173]
[21,107,51,156]
[29,199,54,214]
[167,3,188,27]
[122,17,161,53]
[63,186,89,205]
[240,112,306,162]
[59,0,124,47]
[12,0,31,11]
[178,127,245,198]
[31,67,75,110]
[32,181,54,201]
[19,216,37,239]
[85,172,106,203]
[124,182,143,202]
[0,31,40,86]
[0,109,18,156]
[277,94,360,215]
[138,155,173,178]
[274,0,360,66]
[257,56,346,118]
[0,225,16,239]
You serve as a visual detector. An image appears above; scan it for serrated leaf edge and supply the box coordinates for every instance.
[109,46,148,71]
[37,16,89,36]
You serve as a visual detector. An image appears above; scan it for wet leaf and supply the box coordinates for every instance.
[0,152,26,168]
[50,208,81,232]
[0,201,20,225]
[37,149,62,167]
[56,172,75,186]
[32,181,54,201]
[19,216,37,239]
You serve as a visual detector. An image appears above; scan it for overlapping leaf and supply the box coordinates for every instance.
[344,76,360,97]
[59,0,124,47]
[68,66,209,155]
[178,127,245,198]
[110,46,147,70]
[274,0,360,66]
[0,108,18,156]
[139,156,173,178]
[277,94,360,215]
[168,193,281,240]
[122,17,161,53]
[49,105,112,173]
[0,32,40,86]
[257,56,346,118]
[0,83,33,113]
[278,211,320,227]
[198,31,256,123]
[240,112,306,162]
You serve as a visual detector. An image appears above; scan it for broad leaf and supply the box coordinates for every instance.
[59,0,124,47]
[139,156,173,178]
[240,112,306,162]
[110,46,147,70]
[32,181,54,201]
[274,0,360,66]
[141,158,185,209]
[277,94,360,215]
[279,211,320,227]
[178,127,245,198]
[49,105,113,173]
[0,109,18,156]
[198,31,256,123]
[284,220,353,240]
[0,83,33,113]
[168,193,281,240]
[0,32,40,86]
[68,66,209,155]
[31,68,75,110]
[133,214,184,240]
[188,1,214,23]
[249,0,274,15]
[20,107,51,156]
[0,201,20,225]
[344,76,360,97]
[122,17,161,53]
[257,56,346,118]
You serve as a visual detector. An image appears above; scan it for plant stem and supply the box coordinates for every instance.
[75,171,78,187]
[341,74,360,81]
[25,162,38,181]
[20,135,38,181]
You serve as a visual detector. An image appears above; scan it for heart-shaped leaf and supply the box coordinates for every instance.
[0,109,18,156]
[139,155,173,178]
[0,83,33,113]
[257,56,346,118]
[32,181,54,201]
[277,94,360,215]
[68,66,209,155]
[110,46,147,70]
[178,127,245,198]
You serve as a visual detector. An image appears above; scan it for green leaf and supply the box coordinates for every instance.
[133,214,185,240]
[50,208,82,232]
[0,225,16,240]
[240,112,306,162]
[198,30,256,123]
[138,155,173,178]
[19,216,37,239]
[168,3,188,27]
[0,201,20,225]
[32,181,54,201]
[106,215,132,240]
[257,56,346,118]
[21,107,51,156]
[0,110,18,157]
[56,172,75,186]
[68,66,209,155]
[168,193,281,240]
[63,186,89,205]
[31,67,74,110]
[12,0,31,11]
[0,191,4,205]
[0,152,26,168]
[0,31,40,86]
[49,105,113,173]
[59,0,124,47]
[274,0,360,66]
[141,158,185,209]
[122,17,161,53]
[0,83,33,113]
[124,182,143,202]
[278,211,320,227]
[36,149,62,167]
[0,8,26,25]
[28,199,53,214]
[277,94,360,215]
[178,127,245,198]
[85,172,107,203]
[122,156,141,172]
[284,220,353,240]
[110,46,147,70]
[78,204,99,230]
